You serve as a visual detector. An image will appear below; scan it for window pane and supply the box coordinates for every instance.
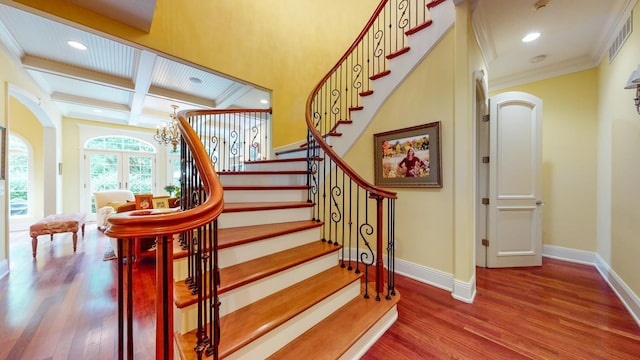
[128,156,153,194]
[8,134,29,216]
[89,153,119,212]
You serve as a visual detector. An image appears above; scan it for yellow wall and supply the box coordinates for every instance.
[493,69,599,252]
[597,4,640,298]
[15,0,379,148]
[346,30,456,274]
[9,97,44,220]
[0,47,61,272]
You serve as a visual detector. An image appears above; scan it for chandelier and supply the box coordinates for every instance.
[154,104,180,151]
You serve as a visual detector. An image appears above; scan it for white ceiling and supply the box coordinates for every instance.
[474,0,633,91]
[0,0,634,128]
[0,1,270,129]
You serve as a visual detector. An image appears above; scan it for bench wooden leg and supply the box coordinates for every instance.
[72,232,78,252]
[31,236,38,258]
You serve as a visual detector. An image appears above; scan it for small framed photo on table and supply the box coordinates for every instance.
[135,194,154,210]
[152,196,170,209]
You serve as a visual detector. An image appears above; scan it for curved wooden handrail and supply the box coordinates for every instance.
[305,0,397,200]
[105,109,225,239]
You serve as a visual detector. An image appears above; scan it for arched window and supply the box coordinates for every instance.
[85,136,156,152]
[8,133,31,217]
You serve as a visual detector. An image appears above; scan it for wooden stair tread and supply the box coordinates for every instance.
[268,283,400,360]
[175,266,362,359]
[174,240,341,307]
[172,220,323,259]
[223,185,309,191]
[223,201,314,212]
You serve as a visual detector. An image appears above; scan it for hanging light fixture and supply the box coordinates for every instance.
[154,105,181,151]
[624,65,640,114]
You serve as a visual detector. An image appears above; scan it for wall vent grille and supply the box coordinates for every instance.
[609,11,633,63]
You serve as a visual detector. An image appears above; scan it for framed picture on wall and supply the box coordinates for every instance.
[373,122,442,188]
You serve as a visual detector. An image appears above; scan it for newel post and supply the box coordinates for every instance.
[374,196,384,298]
[156,234,174,360]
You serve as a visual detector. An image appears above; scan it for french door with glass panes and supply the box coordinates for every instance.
[85,150,155,217]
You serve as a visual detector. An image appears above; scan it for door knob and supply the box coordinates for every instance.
[536,200,544,206]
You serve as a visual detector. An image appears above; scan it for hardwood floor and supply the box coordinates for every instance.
[1,225,638,359]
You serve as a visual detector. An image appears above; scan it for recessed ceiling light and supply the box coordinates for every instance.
[260,99,269,104]
[522,32,541,43]
[67,40,87,50]
[189,77,202,84]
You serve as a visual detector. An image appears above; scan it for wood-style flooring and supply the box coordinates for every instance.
[1,225,638,359]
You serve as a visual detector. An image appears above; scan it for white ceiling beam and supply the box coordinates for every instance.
[148,85,216,108]
[22,55,134,90]
[128,50,157,126]
[215,83,254,109]
[51,92,130,112]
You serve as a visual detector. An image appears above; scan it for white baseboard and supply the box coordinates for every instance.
[543,245,640,327]
[344,250,473,303]
[542,244,596,265]
[594,254,640,327]
[394,257,454,292]
[0,259,8,279]
[452,274,476,303]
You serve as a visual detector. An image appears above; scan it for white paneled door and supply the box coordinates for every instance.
[487,92,543,268]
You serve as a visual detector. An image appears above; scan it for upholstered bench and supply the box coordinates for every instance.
[30,212,86,258]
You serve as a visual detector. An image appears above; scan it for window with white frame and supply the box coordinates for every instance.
[8,133,31,217]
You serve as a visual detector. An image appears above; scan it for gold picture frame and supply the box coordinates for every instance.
[152,196,170,209]
[373,121,442,188]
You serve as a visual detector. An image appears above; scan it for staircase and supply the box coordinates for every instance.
[172,158,400,359]
[106,0,454,358]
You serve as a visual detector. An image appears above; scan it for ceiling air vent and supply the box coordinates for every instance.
[609,11,633,63]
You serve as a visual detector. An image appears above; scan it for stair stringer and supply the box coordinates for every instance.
[332,0,455,157]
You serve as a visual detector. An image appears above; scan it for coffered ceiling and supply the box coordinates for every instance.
[0,1,270,129]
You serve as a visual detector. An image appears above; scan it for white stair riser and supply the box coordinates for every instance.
[275,149,309,160]
[340,305,398,360]
[219,173,307,187]
[226,279,362,360]
[224,189,308,203]
[172,228,321,280]
[175,252,341,335]
[244,161,308,172]
[219,207,312,228]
